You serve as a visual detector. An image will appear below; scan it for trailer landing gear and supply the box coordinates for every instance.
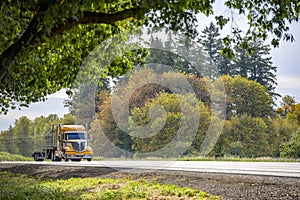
[51,151,61,162]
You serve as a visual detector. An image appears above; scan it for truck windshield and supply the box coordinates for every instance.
[66,132,86,140]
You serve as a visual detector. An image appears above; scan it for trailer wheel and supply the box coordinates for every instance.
[33,153,43,162]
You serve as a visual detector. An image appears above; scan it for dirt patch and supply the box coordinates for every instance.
[0,163,299,199]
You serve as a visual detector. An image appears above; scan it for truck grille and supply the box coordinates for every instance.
[71,142,86,152]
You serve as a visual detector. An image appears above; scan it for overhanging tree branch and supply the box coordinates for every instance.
[51,7,145,38]
[0,6,146,83]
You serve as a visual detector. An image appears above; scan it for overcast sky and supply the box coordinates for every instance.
[271,23,300,103]
[0,11,300,132]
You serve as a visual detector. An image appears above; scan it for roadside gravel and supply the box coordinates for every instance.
[0,163,299,199]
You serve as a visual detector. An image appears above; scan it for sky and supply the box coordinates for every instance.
[271,23,300,103]
[0,8,300,132]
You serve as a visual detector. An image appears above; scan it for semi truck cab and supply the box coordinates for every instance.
[60,129,93,161]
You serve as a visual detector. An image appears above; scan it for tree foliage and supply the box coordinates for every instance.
[0,0,299,113]
[84,69,285,158]
[280,129,300,158]
[130,92,211,157]
[216,75,273,119]
[200,22,231,77]
[1,71,298,158]
[217,115,269,158]
[200,23,278,97]
[0,114,75,157]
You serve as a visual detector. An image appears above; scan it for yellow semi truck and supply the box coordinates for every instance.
[32,124,93,162]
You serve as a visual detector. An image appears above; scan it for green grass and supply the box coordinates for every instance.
[0,151,32,161]
[176,156,300,162]
[0,172,219,200]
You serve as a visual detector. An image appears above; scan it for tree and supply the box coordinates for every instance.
[0,0,299,113]
[0,114,74,157]
[145,33,203,77]
[130,92,208,157]
[232,38,278,97]
[280,129,300,158]
[200,22,231,77]
[276,95,296,117]
[90,91,134,158]
[217,75,274,119]
[173,33,206,77]
[199,23,278,97]
[218,114,270,158]
[13,116,32,156]
[287,103,300,124]
[265,117,298,157]
[0,0,205,114]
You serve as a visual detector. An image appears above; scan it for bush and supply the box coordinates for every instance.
[280,129,300,158]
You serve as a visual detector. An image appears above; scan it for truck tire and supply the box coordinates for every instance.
[33,153,43,162]
[33,153,38,161]
[51,151,55,161]
[87,158,92,162]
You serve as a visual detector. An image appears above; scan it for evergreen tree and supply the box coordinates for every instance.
[199,22,231,78]
[200,23,277,98]
[175,33,207,77]
[145,32,203,77]
[233,39,278,98]
[67,78,111,125]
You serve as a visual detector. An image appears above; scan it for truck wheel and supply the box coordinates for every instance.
[65,158,69,162]
[33,154,38,161]
[33,153,43,162]
[87,158,92,162]
[51,151,56,161]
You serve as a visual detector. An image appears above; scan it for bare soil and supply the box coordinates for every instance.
[0,163,299,199]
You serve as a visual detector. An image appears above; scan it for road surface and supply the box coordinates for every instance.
[1,161,300,199]
[2,160,300,177]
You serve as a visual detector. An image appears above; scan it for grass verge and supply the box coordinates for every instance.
[0,151,32,161]
[176,156,300,162]
[0,172,219,200]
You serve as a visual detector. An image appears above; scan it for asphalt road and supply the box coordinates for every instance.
[2,161,300,178]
